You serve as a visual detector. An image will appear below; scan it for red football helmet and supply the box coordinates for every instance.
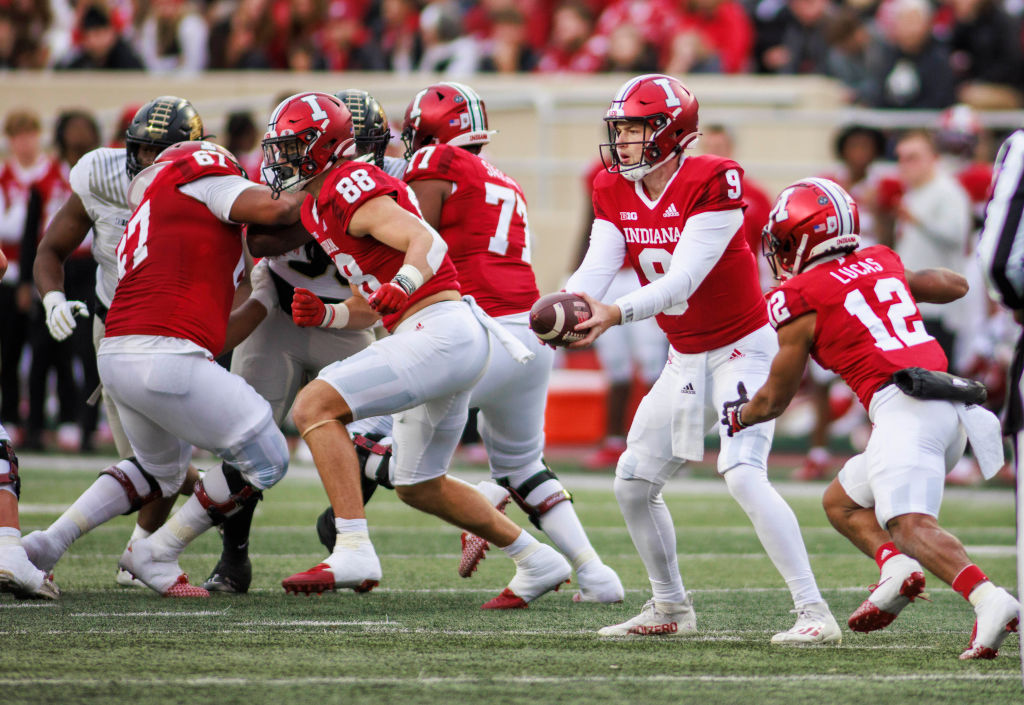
[601,74,700,182]
[262,92,355,196]
[401,82,496,160]
[762,177,860,279]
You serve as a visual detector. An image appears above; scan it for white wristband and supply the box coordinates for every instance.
[42,290,67,315]
[323,302,350,329]
[394,264,424,294]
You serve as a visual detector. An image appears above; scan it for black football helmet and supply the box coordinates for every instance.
[125,96,204,177]
[335,89,390,168]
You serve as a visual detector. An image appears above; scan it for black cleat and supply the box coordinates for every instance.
[202,555,252,594]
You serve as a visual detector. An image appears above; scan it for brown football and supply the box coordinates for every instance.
[529,292,592,346]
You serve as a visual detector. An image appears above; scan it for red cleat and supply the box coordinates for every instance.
[163,574,209,598]
[848,566,926,633]
[282,563,378,595]
[481,587,529,609]
[459,494,511,579]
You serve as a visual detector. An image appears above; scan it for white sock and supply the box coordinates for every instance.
[45,470,138,555]
[500,529,538,561]
[145,494,212,560]
[0,526,21,543]
[528,479,598,573]
[724,464,822,607]
[129,524,152,543]
[614,475,686,604]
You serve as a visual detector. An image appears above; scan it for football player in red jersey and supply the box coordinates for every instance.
[320,82,623,604]
[723,177,1019,660]
[0,246,59,600]
[22,141,304,597]
[261,92,572,603]
[565,74,839,641]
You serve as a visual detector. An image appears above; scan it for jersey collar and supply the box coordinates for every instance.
[632,156,686,210]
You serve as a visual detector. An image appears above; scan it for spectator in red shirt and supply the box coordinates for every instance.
[667,0,753,74]
[535,1,603,73]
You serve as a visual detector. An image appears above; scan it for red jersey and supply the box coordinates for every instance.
[766,245,947,409]
[592,154,767,353]
[302,161,460,332]
[404,143,539,317]
[104,153,247,355]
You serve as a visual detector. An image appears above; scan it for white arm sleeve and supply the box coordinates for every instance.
[179,175,258,224]
[614,208,744,323]
[564,218,627,300]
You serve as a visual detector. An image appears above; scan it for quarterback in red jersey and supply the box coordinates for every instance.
[21,141,304,598]
[565,74,837,642]
[260,92,571,604]
[723,177,1019,659]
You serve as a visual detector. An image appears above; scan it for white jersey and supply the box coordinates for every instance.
[69,147,131,307]
[265,155,408,300]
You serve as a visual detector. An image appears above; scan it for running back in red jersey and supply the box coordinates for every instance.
[591,153,766,353]
[404,142,539,317]
[300,160,461,331]
[766,244,948,409]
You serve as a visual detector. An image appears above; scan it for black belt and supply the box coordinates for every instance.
[270,269,344,315]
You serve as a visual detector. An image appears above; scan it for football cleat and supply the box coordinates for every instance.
[597,596,696,636]
[20,530,63,573]
[459,483,511,578]
[115,566,146,588]
[0,545,60,600]
[771,602,842,645]
[573,562,625,604]
[848,554,927,632]
[959,585,1020,660]
[118,538,208,598]
[283,543,382,595]
[202,555,252,594]
[481,543,571,609]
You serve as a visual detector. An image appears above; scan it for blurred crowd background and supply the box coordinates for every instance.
[1,0,1022,109]
[0,0,1021,486]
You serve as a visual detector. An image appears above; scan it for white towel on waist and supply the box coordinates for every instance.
[669,349,707,461]
[463,296,535,364]
[955,403,1005,480]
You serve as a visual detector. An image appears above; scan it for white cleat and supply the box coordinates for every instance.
[118,537,208,597]
[115,566,147,588]
[597,596,697,636]
[960,585,1020,660]
[772,601,842,645]
[20,530,63,573]
[481,543,571,609]
[0,545,60,600]
[573,562,625,603]
[282,542,382,595]
[848,554,926,632]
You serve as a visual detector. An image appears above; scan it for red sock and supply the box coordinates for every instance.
[874,542,899,570]
[951,564,988,601]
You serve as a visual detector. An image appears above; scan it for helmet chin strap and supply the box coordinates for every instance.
[619,146,682,182]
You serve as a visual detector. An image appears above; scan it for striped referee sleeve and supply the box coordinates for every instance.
[978,130,1024,309]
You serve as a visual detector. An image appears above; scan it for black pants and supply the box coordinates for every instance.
[0,284,28,427]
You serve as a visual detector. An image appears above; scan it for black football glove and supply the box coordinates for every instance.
[721,381,750,437]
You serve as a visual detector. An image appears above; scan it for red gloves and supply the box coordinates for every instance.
[291,287,328,327]
[367,282,409,316]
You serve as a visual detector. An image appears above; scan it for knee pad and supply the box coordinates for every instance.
[496,463,571,530]
[352,432,393,491]
[0,440,19,499]
[193,463,263,525]
[221,418,289,490]
[99,457,162,513]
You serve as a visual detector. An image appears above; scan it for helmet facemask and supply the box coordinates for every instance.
[261,128,323,196]
[600,116,678,183]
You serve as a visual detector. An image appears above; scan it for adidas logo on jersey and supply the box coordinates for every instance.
[663,203,680,218]
[681,383,696,395]
[729,349,745,360]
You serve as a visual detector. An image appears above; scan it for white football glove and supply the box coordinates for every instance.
[42,291,89,342]
[248,259,278,313]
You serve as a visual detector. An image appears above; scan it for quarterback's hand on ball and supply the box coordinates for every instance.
[291,287,328,327]
[42,291,89,341]
[367,282,408,316]
[568,291,620,349]
[720,382,749,437]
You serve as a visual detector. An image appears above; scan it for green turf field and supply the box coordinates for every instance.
[1,455,1020,705]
